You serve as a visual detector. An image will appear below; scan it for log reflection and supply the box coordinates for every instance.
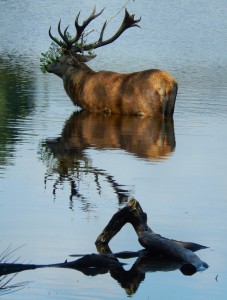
[40,111,176,206]
[1,200,208,297]
[0,250,197,297]
[109,255,183,296]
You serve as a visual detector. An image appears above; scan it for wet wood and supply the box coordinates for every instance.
[138,232,208,272]
[95,199,153,245]
[0,199,208,280]
[0,253,123,277]
[96,199,208,272]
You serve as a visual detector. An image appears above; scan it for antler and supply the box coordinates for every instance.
[48,6,141,52]
[71,6,105,46]
[83,9,141,51]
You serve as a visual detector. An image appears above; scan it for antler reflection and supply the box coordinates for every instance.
[39,112,176,207]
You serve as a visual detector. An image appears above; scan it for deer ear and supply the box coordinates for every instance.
[74,53,96,62]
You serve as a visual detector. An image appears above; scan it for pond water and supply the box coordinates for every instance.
[0,0,227,299]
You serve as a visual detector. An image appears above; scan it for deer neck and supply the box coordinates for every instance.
[63,67,95,105]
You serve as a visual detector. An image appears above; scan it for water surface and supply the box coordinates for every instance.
[0,0,227,299]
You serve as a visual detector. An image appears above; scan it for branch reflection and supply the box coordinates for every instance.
[40,111,176,207]
[0,248,194,297]
[109,254,183,296]
[0,246,29,296]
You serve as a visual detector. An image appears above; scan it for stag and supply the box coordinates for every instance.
[46,7,178,117]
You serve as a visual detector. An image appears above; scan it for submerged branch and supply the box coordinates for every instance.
[96,199,208,274]
[0,199,208,296]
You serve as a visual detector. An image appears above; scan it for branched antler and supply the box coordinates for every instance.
[72,6,105,46]
[48,6,141,53]
[85,9,141,51]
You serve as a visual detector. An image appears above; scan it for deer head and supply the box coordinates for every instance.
[46,6,141,77]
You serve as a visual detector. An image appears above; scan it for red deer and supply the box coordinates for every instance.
[46,7,178,117]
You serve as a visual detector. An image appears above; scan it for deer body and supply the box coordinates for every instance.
[48,57,177,117]
[46,7,178,117]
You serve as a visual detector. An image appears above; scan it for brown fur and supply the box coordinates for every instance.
[47,54,178,117]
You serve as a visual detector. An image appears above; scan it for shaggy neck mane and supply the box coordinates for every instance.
[64,64,95,105]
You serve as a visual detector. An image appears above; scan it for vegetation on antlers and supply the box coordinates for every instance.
[40,6,138,73]
[40,34,95,73]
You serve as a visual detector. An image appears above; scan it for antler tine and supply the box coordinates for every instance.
[48,7,140,53]
[48,26,63,47]
[64,26,70,40]
[98,20,107,43]
[69,5,105,46]
[83,9,141,51]
[58,20,71,47]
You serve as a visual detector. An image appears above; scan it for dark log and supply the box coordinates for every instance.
[96,199,208,273]
[70,250,143,259]
[96,199,153,245]
[0,253,123,277]
[138,232,208,272]
[0,263,39,276]
[58,253,123,269]
[0,198,208,290]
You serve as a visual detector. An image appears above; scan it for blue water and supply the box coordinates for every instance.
[0,0,227,299]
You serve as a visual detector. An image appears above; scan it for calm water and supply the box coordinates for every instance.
[0,0,227,299]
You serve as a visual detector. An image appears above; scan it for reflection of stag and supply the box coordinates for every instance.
[49,111,175,159]
[40,112,175,207]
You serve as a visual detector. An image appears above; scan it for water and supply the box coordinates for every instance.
[0,0,227,299]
